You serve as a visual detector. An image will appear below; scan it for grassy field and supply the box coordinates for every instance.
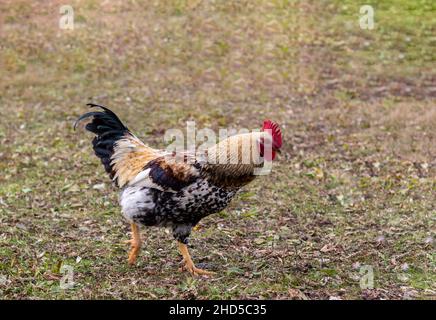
[0,0,434,299]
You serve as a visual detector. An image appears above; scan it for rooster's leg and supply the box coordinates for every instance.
[126,223,141,265]
[177,242,215,276]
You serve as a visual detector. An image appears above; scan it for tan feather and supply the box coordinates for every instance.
[203,132,269,188]
[111,134,160,187]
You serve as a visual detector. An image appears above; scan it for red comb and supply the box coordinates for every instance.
[262,120,282,148]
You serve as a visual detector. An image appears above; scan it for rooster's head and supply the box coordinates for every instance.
[260,120,282,161]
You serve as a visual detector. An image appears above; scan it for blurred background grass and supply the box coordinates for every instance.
[0,0,434,299]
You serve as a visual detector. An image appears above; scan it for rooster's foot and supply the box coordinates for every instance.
[179,263,215,276]
[126,223,141,265]
[177,241,215,276]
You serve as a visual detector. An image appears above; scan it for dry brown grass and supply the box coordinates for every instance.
[0,0,434,300]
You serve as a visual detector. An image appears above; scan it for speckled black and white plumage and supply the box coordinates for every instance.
[120,172,238,244]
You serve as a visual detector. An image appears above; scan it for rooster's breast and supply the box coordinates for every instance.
[120,178,238,227]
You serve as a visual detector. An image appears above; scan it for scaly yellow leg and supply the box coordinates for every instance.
[125,223,141,265]
[177,242,215,276]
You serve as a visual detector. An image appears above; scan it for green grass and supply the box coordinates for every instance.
[0,0,434,299]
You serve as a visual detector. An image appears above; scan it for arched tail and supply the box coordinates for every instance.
[74,103,130,179]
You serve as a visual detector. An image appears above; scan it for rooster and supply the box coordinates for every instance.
[75,103,282,275]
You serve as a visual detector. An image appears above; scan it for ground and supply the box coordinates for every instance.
[0,0,434,299]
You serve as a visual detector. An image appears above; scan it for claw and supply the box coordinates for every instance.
[180,263,216,276]
[177,241,215,276]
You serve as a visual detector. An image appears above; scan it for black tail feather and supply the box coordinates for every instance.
[75,104,130,178]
